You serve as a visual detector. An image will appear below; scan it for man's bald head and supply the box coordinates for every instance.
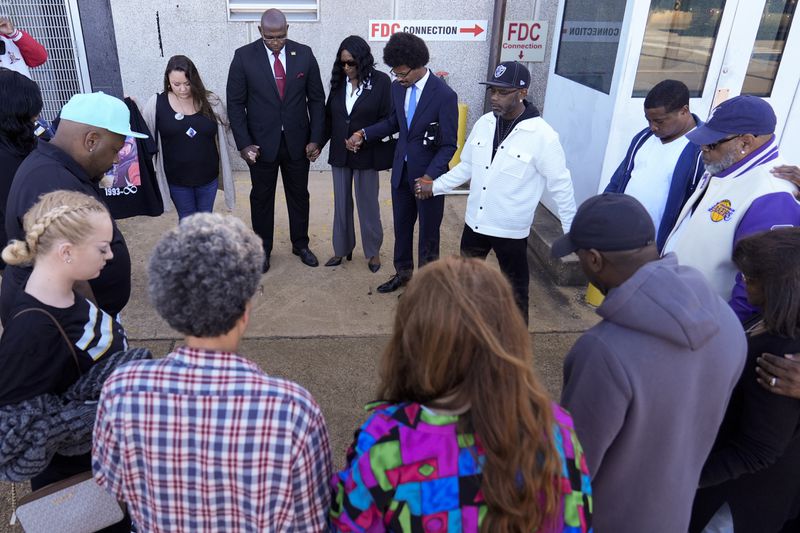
[259,9,289,52]
[52,119,125,181]
[260,9,287,30]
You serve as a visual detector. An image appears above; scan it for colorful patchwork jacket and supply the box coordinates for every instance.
[331,401,592,532]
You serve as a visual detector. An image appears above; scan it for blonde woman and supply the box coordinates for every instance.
[0,190,127,491]
[143,54,237,219]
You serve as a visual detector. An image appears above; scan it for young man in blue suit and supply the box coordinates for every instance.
[347,32,458,293]
[227,9,325,273]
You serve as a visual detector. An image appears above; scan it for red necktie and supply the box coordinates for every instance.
[273,51,285,99]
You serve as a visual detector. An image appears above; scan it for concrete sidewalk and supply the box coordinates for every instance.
[0,170,598,530]
[119,170,597,339]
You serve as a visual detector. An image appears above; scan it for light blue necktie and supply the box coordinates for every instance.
[406,84,417,128]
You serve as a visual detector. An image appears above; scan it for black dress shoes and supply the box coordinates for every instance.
[293,247,319,267]
[377,273,410,293]
[324,253,353,267]
[262,256,270,273]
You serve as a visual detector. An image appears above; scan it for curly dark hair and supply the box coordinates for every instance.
[162,55,218,123]
[382,32,429,69]
[0,68,42,155]
[733,227,800,338]
[330,35,376,92]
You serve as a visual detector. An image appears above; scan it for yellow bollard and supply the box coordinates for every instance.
[585,283,605,307]
[449,103,468,168]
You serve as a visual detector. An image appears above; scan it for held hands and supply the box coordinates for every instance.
[345,131,364,153]
[756,353,800,399]
[414,176,434,200]
[771,165,800,200]
[305,143,321,162]
[0,17,15,36]
[239,144,261,165]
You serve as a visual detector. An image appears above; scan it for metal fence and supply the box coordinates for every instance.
[1,0,88,120]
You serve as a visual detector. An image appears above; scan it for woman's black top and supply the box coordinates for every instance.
[155,92,219,187]
[690,321,800,533]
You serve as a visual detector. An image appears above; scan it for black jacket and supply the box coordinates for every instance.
[691,326,800,532]
[226,38,325,161]
[1,142,132,324]
[323,69,393,170]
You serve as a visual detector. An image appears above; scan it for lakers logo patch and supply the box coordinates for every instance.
[708,199,735,222]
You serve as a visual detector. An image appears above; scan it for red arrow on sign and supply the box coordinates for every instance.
[459,24,484,36]
[518,50,524,60]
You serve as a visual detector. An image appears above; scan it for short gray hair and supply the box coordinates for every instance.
[148,213,264,337]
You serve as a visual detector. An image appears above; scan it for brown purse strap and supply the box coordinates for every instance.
[13,307,81,374]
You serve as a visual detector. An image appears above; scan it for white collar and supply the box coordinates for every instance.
[410,68,431,92]
[263,43,285,57]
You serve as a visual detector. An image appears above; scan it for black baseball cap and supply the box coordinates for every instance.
[480,61,530,89]
[551,194,655,258]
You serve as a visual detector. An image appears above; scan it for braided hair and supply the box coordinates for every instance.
[2,190,110,266]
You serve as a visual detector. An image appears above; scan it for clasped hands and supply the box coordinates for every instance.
[414,176,434,200]
[239,142,321,165]
[345,131,364,153]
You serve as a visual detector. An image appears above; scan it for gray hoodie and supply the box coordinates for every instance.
[561,253,746,533]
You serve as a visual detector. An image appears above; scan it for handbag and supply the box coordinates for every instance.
[8,308,124,532]
[12,471,124,533]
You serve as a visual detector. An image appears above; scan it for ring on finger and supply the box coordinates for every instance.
[770,376,778,387]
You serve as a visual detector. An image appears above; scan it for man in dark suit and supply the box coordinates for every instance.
[347,32,458,293]
[227,8,325,273]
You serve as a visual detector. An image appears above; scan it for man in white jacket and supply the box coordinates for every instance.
[415,61,576,322]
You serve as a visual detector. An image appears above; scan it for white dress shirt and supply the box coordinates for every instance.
[404,68,430,118]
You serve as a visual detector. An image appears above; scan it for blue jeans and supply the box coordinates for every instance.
[169,179,218,220]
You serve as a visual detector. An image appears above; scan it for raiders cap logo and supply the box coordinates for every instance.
[494,65,506,78]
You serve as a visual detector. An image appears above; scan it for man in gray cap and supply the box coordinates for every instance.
[415,61,576,323]
[553,193,745,533]
[663,95,800,322]
[2,91,147,325]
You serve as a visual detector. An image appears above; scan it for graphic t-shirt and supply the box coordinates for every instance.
[0,290,127,405]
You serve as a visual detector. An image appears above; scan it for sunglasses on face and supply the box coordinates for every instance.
[340,60,358,68]
[262,33,287,42]
[703,134,743,151]
[488,87,519,97]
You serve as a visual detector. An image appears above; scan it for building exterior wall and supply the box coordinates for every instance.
[109,0,560,167]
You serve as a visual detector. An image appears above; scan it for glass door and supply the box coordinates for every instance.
[600,0,799,192]
[714,0,799,138]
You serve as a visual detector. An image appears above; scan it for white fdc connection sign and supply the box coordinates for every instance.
[500,21,548,62]
[369,20,488,42]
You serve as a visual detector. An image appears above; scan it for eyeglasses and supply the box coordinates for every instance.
[262,33,287,42]
[390,68,412,79]
[339,60,358,68]
[703,134,743,151]
[488,87,519,96]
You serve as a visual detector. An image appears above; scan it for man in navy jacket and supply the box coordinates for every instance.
[348,32,458,293]
[604,80,704,251]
